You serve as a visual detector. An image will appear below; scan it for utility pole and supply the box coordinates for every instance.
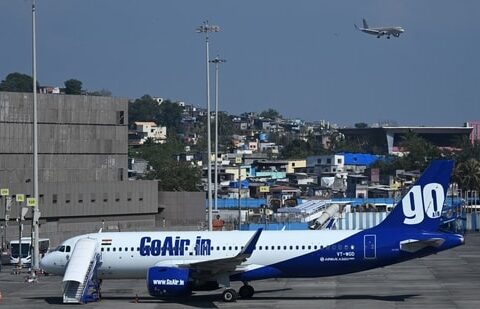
[196,21,220,231]
[209,56,226,212]
[30,0,40,280]
[238,162,241,230]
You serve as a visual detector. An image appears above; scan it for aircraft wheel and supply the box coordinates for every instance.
[239,284,254,298]
[222,288,237,302]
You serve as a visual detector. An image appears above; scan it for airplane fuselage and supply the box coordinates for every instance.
[41,228,463,281]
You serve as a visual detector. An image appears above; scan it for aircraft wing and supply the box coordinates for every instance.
[363,29,382,35]
[399,238,445,253]
[155,228,263,279]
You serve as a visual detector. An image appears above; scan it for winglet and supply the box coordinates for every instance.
[240,228,263,256]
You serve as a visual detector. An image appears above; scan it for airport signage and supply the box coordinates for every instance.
[0,188,9,196]
[16,194,25,202]
[27,198,37,207]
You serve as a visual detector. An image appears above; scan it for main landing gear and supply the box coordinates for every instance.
[238,283,254,298]
[221,283,255,302]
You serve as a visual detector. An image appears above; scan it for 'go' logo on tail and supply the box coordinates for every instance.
[402,183,444,225]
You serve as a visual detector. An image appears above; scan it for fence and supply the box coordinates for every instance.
[334,212,479,232]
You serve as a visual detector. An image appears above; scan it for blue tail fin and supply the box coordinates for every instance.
[362,19,369,29]
[377,160,454,231]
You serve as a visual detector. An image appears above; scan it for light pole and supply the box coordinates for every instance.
[209,56,226,212]
[31,0,40,279]
[196,21,220,231]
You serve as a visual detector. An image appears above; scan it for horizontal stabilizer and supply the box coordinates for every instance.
[400,238,445,253]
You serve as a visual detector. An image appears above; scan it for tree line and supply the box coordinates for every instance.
[0,72,109,96]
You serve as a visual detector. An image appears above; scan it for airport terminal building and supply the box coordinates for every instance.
[0,92,204,246]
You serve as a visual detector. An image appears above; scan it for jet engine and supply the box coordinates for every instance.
[146,266,191,297]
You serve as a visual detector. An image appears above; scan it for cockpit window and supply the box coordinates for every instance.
[55,245,66,252]
[66,246,71,253]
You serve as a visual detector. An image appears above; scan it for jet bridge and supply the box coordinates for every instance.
[62,238,101,303]
[277,200,348,229]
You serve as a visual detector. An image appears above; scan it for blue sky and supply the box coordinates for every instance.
[1,1,479,126]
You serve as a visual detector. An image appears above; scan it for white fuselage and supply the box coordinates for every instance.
[41,230,358,279]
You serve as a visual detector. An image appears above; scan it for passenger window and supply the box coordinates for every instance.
[296,246,299,250]
[302,246,305,250]
[216,246,220,251]
[235,246,238,250]
[289,246,293,250]
[125,247,128,251]
[113,247,116,252]
[265,246,268,250]
[119,247,122,252]
[107,248,110,252]
[131,247,134,251]
[229,246,232,251]
[101,248,104,252]
[283,246,287,250]
[308,245,311,250]
[259,246,262,250]
[222,246,226,250]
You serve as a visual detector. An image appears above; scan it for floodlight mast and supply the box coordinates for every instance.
[209,56,226,212]
[196,21,220,231]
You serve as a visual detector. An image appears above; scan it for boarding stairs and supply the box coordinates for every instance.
[62,238,102,304]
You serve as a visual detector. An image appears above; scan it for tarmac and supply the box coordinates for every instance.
[1,233,479,309]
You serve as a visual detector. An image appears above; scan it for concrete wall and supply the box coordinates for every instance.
[158,191,205,227]
[0,92,128,185]
[0,92,206,249]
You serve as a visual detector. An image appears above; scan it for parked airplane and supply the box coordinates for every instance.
[40,160,463,303]
[355,19,405,38]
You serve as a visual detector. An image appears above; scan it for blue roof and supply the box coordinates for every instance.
[205,198,266,209]
[341,153,380,166]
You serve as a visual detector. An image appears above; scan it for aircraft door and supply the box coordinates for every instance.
[363,234,376,259]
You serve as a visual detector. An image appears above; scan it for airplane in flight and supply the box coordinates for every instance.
[40,160,463,303]
[355,19,405,39]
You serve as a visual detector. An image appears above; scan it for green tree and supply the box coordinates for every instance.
[399,131,441,170]
[453,159,480,191]
[128,95,184,135]
[0,72,36,92]
[128,95,160,126]
[218,112,235,151]
[259,108,282,119]
[157,100,184,135]
[129,137,202,191]
[354,122,369,128]
[64,79,83,95]
[280,137,327,159]
[87,88,112,96]
[145,161,201,191]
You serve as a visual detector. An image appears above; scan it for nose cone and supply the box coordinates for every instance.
[39,253,51,271]
[40,252,64,275]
